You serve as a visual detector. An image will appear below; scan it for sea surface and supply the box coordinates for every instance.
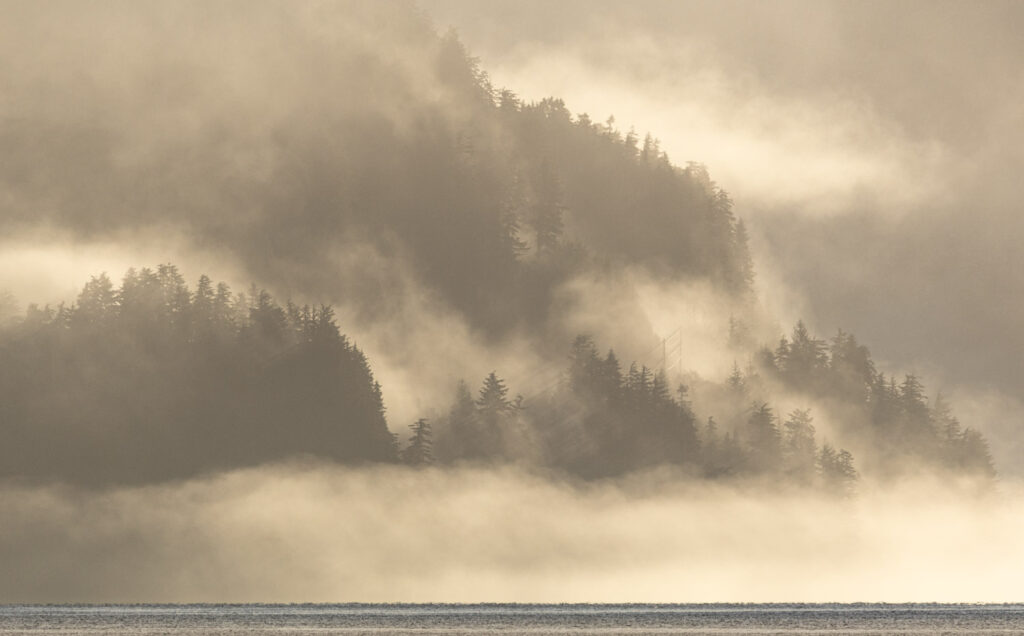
[1,604,1023,635]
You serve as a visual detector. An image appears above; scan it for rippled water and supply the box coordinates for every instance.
[1,604,1023,634]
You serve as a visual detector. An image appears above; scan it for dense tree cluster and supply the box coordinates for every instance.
[0,8,998,493]
[338,56,759,337]
[1,8,755,340]
[0,268,995,494]
[429,336,701,478]
[418,322,996,492]
[749,321,995,478]
[0,265,395,485]
[422,335,861,496]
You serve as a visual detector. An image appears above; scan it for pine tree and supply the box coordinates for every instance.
[600,350,623,403]
[477,371,513,415]
[72,273,116,328]
[745,402,780,472]
[402,418,434,466]
[931,392,962,454]
[782,408,817,484]
[828,329,874,401]
[959,428,996,478]
[785,321,828,389]
[896,374,935,454]
[727,361,746,396]
[819,443,858,497]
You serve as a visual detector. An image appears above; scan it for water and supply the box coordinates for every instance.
[1,604,1023,634]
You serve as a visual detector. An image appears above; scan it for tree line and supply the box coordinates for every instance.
[0,269,994,492]
[409,321,995,492]
[419,334,861,496]
[2,17,756,343]
[748,321,995,478]
[0,265,394,485]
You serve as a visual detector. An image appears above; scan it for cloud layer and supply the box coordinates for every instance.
[1,463,1018,602]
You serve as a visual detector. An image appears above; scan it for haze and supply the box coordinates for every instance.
[0,0,1021,603]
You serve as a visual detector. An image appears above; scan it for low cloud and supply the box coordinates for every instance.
[0,463,1019,602]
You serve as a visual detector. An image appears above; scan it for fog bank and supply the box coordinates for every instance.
[1,464,1017,603]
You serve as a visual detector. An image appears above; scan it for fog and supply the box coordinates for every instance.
[429,0,1024,473]
[0,0,765,427]
[0,463,1018,603]
[1,0,1021,602]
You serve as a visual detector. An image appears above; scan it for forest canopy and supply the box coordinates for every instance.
[0,4,996,494]
[0,266,994,492]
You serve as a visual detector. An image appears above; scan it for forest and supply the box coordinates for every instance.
[0,265,993,492]
[0,6,754,344]
[0,266,394,484]
[0,4,996,493]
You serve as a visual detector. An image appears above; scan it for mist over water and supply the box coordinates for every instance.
[0,463,1020,603]
[0,0,1022,611]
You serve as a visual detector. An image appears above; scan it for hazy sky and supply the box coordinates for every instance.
[428,0,1024,466]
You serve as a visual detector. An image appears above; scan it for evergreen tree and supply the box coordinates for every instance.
[727,361,746,396]
[785,321,828,389]
[828,329,874,401]
[568,334,601,396]
[745,402,780,472]
[897,374,936,454]
[477,371,513,415]
[819,444,858,497]
[402,418,434,466]
[782,408,817,484]
[71,273,116,328]
[931,392,962,461]
[958,428,996,478]
[0,265,398,483]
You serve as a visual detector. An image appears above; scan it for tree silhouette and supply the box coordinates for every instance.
[402,418,434,466]
[0,265,397,484]
[745,402,780,472]
[477,371,514,415]
[819,444,858,497]
[782,408,817,484]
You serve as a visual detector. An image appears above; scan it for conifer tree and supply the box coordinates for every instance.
[782,408,817,484]
[727,361,746,396]
[745,402,780,472]
[477,371,513,415]
[819,444,858,497]
[403,418,434,466]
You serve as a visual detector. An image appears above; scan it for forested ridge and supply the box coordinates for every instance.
[0,266,394,484]
[0,4,753,341]
[422,323,994,492]
[0,265,994,489]
[0,5,996,491]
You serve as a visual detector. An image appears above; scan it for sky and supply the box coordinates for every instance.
[428,0,1024,470]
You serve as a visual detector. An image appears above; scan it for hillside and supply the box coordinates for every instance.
[0,2,995,490]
